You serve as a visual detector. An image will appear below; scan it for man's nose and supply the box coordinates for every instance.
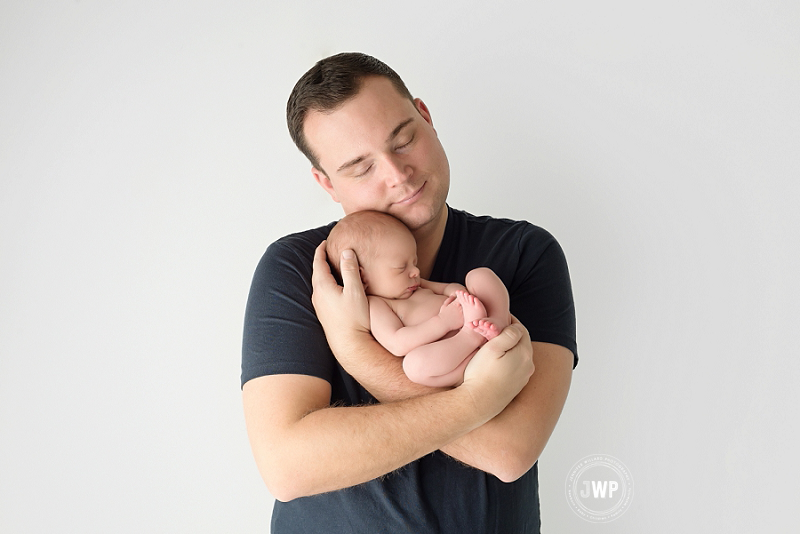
[383,155,411,187]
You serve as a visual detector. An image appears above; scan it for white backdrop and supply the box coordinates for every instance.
[1,1,798,532]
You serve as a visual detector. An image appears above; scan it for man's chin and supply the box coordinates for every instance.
[394,202,446,232]
[391,211,430,231]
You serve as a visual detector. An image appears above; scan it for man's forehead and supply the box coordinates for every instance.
[304,78,417,170]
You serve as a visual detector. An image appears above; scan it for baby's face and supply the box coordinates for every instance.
[362,229,421,299]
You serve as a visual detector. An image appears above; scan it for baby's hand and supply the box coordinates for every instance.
[446,283,467,297]
[438,295,464,330]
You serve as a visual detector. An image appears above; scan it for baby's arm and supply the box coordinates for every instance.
[369,296,462,357]
[420,279,466,297]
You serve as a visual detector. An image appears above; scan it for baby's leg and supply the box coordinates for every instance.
[403,329,484,386]
[404,349,477,388]
[402,271,509,387]
[464,267,510,340]
[455,290,487,323]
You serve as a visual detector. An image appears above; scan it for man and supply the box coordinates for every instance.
[242,52,577,533]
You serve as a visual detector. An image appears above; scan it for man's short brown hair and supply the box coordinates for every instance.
[286,52,414,174]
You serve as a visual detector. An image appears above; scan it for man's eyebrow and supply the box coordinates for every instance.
[336,118,415,174]
[337,155,366,173]
[386,118,414,143]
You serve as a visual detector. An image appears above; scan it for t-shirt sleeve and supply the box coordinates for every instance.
[509,228,578,368]
[241,238,334,388]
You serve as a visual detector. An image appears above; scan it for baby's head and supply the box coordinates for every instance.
[327,210,421,299]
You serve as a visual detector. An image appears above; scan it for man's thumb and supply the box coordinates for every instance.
[340,249,361,282]
[486,324,522,354]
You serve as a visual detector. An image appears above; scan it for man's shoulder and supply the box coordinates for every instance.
[259,222,336,264]
[249,222,337,286]
[270,222,336,251]
[448,207,557,250]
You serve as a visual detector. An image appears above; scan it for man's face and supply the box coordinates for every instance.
[304,76,450,233]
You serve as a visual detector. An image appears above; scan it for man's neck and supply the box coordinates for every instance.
[413,206,448,279]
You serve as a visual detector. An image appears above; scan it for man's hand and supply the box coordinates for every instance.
[459,319,534,418]
[311,241,371,352]
[442,335,572,483]
[312,241,435,398]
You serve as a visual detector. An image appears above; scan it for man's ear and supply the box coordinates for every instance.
[414,98,435,130]
[312,167,339,203]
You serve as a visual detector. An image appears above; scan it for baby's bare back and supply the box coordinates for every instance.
[386,288,450,327]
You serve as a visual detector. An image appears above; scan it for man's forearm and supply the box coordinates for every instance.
[285,390,486,498]
[442,342,573,480]
[244,370,514,502]
[338,332,448,401]
[339,335,573,481]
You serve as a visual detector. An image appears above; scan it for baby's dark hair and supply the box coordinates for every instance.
[326,211,412,278]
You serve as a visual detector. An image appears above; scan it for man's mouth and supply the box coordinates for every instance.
[394,182,425,205]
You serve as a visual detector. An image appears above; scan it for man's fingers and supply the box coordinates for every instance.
[508,315,531,344]
[483,323,524,355]
[312,240,329,274]
[311,242,365,301]
[312,240,338,291]
[339,249,371,330]
[339,249,363,293]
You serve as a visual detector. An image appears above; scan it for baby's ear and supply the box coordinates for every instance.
[358,266,368,290]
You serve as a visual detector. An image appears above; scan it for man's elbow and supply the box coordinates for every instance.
[261,463,310,502]
[493,461,532,484]
[491,446,543,483]
[269,484,302,503]
[267,484,296,503]
[254,449,317,502]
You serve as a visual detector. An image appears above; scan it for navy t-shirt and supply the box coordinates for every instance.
[242,206,578,533]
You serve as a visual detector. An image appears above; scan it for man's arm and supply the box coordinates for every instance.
[242,325,532,501]
[441,341,573,482]
[314,242,573,481]
[328,320,572,481]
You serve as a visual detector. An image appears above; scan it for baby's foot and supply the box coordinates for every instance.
[469,319,501,341]
[455,291,487,323]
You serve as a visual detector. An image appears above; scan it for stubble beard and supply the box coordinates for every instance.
[393,168,450,232]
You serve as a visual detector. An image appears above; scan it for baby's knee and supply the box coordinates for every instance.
[465,267,501,289]
[402,355,429,384]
